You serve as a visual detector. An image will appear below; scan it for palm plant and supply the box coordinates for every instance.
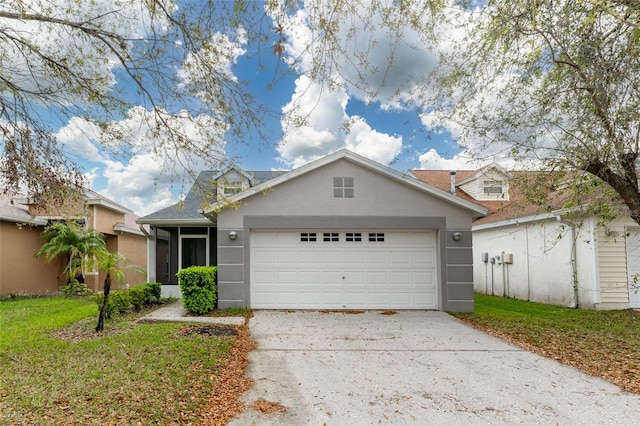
[89,251,145,332]
[35,221,106,285]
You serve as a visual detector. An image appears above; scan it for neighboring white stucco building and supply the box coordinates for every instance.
[412,164,640,310]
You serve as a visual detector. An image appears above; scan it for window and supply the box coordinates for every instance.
[346,232,362,242]
[333,177,354,198]
[483,180,503,195]
[368,232,385,242]
[323,232,339,242]
[300,232,317,242]
[217,180,244,201]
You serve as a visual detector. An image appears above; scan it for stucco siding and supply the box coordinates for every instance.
[0,222,59,295]
[221,159,474,229]
[118,233,148,286]
[473,220,576,306]
[92,206,124,234]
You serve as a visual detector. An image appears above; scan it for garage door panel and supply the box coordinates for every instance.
[413,271,435,285]
[344,250,366,263]
[299,250,319,263]
[251,230,437,309]
[273,231,298,244]
[275,249,298,264]
[299,271,322,284]
[367,271,387,284]
[344,271,365,282]
[412,249,435,264]
[389,271,412,285]
[322,250,343,263]
[253,270,274,284]
[321,271,344,284]
[252,232,275,245]
[414,292,435,305]
[322,292,344,304]
[367,250,387,263]
[275,271,297,284]
[253,249,275,264]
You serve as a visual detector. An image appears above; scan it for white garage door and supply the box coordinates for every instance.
[250,230,437,309]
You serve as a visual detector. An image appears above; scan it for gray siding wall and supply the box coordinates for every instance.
[217,159,475,312]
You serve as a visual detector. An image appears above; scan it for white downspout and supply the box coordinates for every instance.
[557,215,579,308]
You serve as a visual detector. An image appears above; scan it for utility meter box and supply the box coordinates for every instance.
[503,253,514,264]
[481,252,489,263]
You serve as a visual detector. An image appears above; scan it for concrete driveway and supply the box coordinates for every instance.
[230,310,640,425]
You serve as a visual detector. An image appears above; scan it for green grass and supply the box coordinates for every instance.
[0,296,235,424]
[454,293,640,393]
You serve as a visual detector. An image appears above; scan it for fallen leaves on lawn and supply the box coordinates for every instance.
[458,319,640,395]
[50,317,132,342]
[196,313,257,425]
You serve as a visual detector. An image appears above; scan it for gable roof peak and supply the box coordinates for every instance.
[204,148,487,217]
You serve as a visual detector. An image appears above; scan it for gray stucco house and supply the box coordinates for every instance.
[137,149,487,312]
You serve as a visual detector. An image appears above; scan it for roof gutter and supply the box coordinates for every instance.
[0,214,49,226]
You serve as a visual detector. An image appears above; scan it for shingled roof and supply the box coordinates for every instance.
[410,168,591,227]
[137,170,287,225]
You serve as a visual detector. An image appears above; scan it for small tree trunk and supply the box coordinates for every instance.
[96,273,112,332]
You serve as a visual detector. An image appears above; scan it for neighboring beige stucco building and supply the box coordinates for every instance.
[0,190,147,296]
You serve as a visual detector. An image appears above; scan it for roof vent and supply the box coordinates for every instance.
[449,170,456,195]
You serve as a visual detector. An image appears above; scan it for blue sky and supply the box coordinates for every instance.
[38,1,495,216]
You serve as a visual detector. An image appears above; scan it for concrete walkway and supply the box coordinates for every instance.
[137,300,245,326]
[230,310,640,425]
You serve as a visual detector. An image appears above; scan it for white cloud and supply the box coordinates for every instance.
[54,106,227,216]
[178,27,247,91]
[277,76,402,168]
[418,148,482,170]
[270,1,438,108]
[344,118,402,164]
[54,118,103,161]
[417,148,520,171]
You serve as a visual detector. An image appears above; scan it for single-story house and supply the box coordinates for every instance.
[412,164,640,310]
[137,149,487,311]
[0,189,148,296]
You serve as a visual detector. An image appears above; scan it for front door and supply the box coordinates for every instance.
[625,228,640,308]
[180,236,208,269]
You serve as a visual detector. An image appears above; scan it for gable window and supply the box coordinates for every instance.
[483,180,503,195]
[217,179,245,201]
[300,232,317,242]
[333,177,354,198]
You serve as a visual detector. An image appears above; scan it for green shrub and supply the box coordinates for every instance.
[93,290,132,319]
[177,266,217,315]
[128,286,146,311]
[92,282,164,319]
[60,279,91,296]
[143,282,162,304]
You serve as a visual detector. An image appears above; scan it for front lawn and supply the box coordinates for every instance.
[454,293,640,394]
[0,296,243,424]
